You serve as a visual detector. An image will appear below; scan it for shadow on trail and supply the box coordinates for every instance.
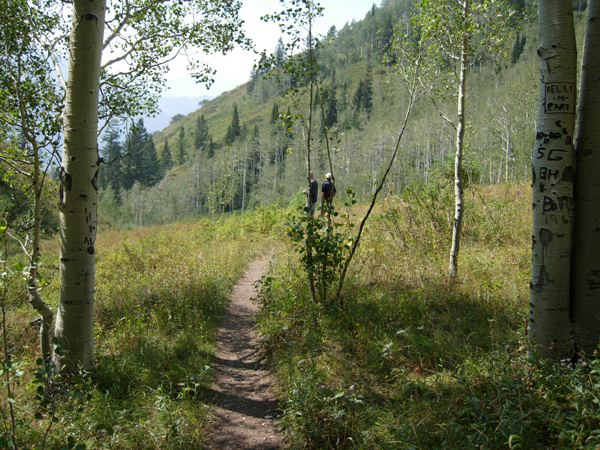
[211,353,267,371]
[202,386,281,419]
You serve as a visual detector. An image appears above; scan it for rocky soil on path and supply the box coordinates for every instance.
[205,254,286,450]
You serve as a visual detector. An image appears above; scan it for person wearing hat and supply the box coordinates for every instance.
[320,172,336,217]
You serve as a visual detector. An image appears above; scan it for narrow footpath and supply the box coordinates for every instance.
[205,254,285,450]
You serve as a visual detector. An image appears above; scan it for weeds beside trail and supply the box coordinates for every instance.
[4,186,599,449]
[0,208,283,449]
[256,184,600,449]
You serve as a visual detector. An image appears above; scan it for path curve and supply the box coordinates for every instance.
[205,254,285,450]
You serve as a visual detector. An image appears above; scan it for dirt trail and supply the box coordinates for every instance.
[205,254,285,450]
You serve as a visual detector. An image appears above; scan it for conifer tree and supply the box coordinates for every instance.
[381,15,395,64]
[122,119,148,190]
[271,102,280,123]
[226,104,241,144]
[339,82,348,111]
[162,140,172,172]
[325,86,338,128]
[141,135,160,187]
[511,31,527,66]
[353,81,364,111]
[274,37,287,67]
[251,124,261,176]
[352,80,365,125]
[176,125,186,164]
[247,66,258,94]
[99,126,122,194]
[362,64,374,117]
[207,136,215,158]
[194,114,209,154]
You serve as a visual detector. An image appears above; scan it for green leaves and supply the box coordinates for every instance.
[410,0,515,96]
[100,0,251,125]
[287,203,355,302]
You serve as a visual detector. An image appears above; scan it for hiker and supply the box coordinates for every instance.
[321,172,336,217]
[303,171,319,217]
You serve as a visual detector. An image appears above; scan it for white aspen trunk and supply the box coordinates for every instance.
[54,0,105,372]
[196,156,200,213]
[497,158,503,184]
[448,0,468,280]
[506,130,510,183]
[242,148,247,212]
[306,10,316,303]
[529,0,576,359]
[571,0,600,356]
[29,143,53,358]
[141,193,144,225]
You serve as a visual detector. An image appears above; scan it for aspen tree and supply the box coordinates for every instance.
[54,0,248,372]
[54,0,106,372]
[529,0,576,359]
[571,0,600,356]
[413,0,514,280]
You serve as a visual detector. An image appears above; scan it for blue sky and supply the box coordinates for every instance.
[163,0,374,98]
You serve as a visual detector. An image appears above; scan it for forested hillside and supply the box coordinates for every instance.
[2,1,599,448]
[96,0,549,228]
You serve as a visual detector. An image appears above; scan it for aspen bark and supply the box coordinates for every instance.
[29,142,53,358]
[529,0,576,359]
[54,0,105,372]
[448,0,469,280]
[571,0,600,356]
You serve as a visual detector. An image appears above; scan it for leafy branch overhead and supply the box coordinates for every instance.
[414,0,516,103]
[96,0,252,130]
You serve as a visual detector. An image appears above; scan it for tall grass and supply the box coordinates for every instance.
[255,183,600,449]
[3,185,598,449]
[0,207,282,449]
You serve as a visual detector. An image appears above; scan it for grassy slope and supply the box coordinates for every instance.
[255,183,600,449]
[4,183,599,449]
[1,209,282,449]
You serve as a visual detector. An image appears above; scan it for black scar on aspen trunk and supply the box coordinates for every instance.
[58,168,72,209]
[91,169,98,191]
[539,228,553,245]
[532,265,551,292]
[539,227,553,263]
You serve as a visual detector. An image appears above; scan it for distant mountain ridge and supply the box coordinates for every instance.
[144,95,213,133]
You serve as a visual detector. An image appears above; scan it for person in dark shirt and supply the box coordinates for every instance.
[302,171,318,217]
[320,172,336,217]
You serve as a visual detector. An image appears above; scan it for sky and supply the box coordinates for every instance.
[162,0,374,99]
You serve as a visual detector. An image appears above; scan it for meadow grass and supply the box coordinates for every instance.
[0,207,282,449]
[255,183,600,449]
[2,185,599,449]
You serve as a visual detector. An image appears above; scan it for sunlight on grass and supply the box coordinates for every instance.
[0,208,280,448]
[254,184,600,449]
[3,186,598,449]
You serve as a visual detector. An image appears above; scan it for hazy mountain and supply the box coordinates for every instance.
[144,95,213,133]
